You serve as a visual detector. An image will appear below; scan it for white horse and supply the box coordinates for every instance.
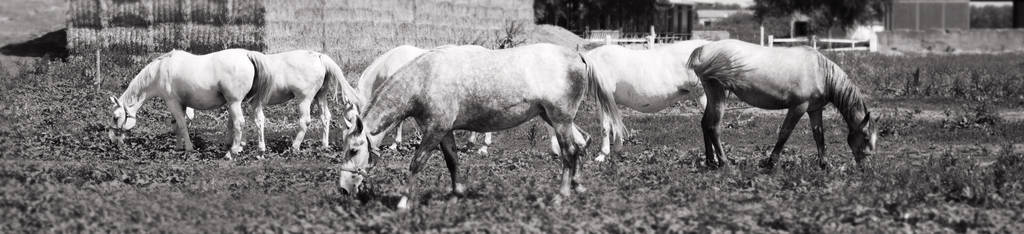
[353,45,497,154]
[248,50,357,153]
[336,44,624,209]
[688,39,877,171]
[108,49,272,159]
[563,40,710,161]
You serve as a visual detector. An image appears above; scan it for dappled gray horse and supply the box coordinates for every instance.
[336,44,625,209]
[108,49,272,159]
[688,39,877,171]
[353,45,499,154]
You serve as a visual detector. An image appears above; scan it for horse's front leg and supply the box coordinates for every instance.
[167,101,193,151]
[808,110,829,170]
[397,128,447,210]
[389,121,403,150]
[761,104,808,170]
[225,101,246,160]
[439,131,465,196]
[318,101,332,150]
[595,113,614,162]
[291,99,313,152]
[253,104,267,152]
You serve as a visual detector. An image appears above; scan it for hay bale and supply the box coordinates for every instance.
[69,0,103,29]
[107,0,150,27]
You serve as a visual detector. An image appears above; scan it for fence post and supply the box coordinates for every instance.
[648,25,656,49]
[605,35,611,45]
[94,49,102,89]
[759,25,765,46]
[811,35,816,49]
[768,35,774,47]
[869,36,878,52]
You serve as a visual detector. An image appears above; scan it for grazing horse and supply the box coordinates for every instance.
[687,39,877,170]
[108,49,272,159]
[568,40,710,162]
[336,44,625,209]
[353,45,498,154]
[248,50,357,152]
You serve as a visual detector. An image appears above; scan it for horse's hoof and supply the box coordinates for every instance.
[476,147,489,155]
[818,161,832,171]
[574,185,588,193]
[452,183,466,196]
[224,152,234,160]
[388,144,398,151]
[397,196,410,210]
[594,153,607,162]
[258,146,267,152]
[758,158,775,170]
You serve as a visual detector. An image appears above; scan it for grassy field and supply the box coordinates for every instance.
[1,50,1023,232]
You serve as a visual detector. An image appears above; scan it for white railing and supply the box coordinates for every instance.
[767,35,878,52]
[584,26,688,48]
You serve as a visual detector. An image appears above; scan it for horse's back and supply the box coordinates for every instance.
[391,43,585,130]
[157,49,259,108]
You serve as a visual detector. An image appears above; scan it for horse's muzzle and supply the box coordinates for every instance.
[337,170,365,196]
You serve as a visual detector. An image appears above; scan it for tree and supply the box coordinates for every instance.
[752,0,886,33]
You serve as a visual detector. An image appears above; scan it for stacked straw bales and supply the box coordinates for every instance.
[68,0,534,79]
[68,0,265,55]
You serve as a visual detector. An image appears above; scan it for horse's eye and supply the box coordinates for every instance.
[348,149,359,156]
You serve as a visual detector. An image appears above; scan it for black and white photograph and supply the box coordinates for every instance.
[2,0,1023,232]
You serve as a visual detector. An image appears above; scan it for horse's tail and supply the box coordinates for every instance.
[581,53,626,144]
[245,51,274,105]
[317,53,358,108]
[687,43,747,82]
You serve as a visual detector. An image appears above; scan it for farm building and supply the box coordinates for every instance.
[885,0,1024,30]
[695,9,752,27]
[66,0,533,75]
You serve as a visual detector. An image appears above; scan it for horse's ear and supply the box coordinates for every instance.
[861,110,872,129]
[109,96,119,106]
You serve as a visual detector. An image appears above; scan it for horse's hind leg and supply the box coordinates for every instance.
[292,98,313,152]
[761,104,808,170]
[548,125,561,157]
[475,132,492,155]
[439,131,465,195]
[701,82,727,169]
[318,100,331,149]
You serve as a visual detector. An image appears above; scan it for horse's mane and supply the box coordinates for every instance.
[816,52,869,126]
[119,51,175,107]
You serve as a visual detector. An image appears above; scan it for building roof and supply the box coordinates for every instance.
[697,9,752,19]
[658,0,696,5]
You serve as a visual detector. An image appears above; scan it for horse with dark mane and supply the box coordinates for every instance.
[688,39,877,171]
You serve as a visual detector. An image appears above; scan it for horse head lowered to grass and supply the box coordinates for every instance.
[335,44,625,209]
[688,39,877,171]
[108,49,273,159]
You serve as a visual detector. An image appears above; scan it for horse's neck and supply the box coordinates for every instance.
[822,59,866,129]
[363,82,419,137]
[120,66,161,113]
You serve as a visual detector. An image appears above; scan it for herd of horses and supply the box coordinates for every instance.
[106,39,877,209]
